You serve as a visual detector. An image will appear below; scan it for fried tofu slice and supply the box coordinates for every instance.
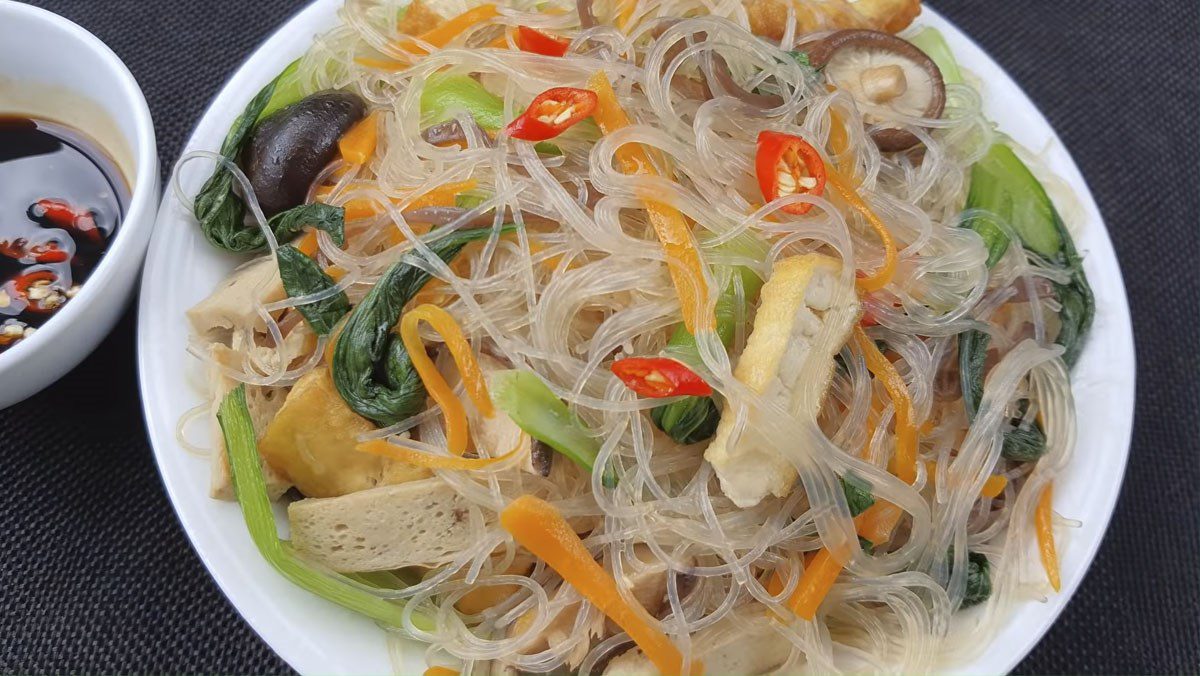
[745,0,921,41]
[288,477,476,572]
[704,254,859,508]
[258,367,429,498]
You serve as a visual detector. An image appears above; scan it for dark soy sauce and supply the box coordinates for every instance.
[0,115,129,353]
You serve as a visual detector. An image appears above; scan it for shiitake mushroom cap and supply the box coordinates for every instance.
[242,90,365,216]
[809,30,946,152]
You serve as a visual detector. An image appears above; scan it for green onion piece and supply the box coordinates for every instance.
[489,370,617,487]
[217,386,431,630]
[839,472,876,517]
[421,74,505,131]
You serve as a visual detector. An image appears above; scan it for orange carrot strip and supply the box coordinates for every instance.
[1035,482,1061,592]
[407,179,478,209]
[354,56,407,71]
[500,496,700,676]
[339,111,380,165]
[853,326,917,484]
[423,667,459,676]
[924,460,1009,500]
[405,4,499,54]
[588,71,712,335]
[357,437,520,470]
[397,304,494,457]
[827,169,897,293]
[854,501,905,547]
[787,548,843,621]
[295,231,319,257]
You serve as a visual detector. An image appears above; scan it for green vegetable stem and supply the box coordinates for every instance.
[217,385,430,630]
[489,369,618,487]
[332,226,510,426]
[194,60,345,253]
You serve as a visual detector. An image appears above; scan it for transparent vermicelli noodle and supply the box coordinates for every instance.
[176,0,1096,673]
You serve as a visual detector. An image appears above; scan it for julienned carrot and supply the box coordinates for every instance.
[587,71,713,336]
[339,111,380,165]
[853,326,917,484]
[1035,482,1060,591]
[423,667,459,676]
[924,460,1009,499]
[500,496,700,676]
[405,4,499,53]
[397,304,494,457]
[827,169,897,293]
[357,437,520,470]
[407,180,478,209]
[854,501,904,546]
[787,548,843,620]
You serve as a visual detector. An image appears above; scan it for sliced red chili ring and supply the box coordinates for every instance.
[11,270,60,314]
[29,243,71,264]
[755,130,827,215]
[28,198,104,245]
[611,357,713,398]
[505,87,598,142]
[516,26,570,57]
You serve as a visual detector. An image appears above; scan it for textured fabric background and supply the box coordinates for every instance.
[0,0,1196,674]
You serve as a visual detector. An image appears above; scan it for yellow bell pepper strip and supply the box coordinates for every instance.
[397,304,494,457]
[924,460,1008,499]
[500,496,700,676]
[587,71,713,334]
[828,169,898,293]
[1035,482,1061,591]
[339,111,380,165]
[357,436,521,470]
[402,4,499,54]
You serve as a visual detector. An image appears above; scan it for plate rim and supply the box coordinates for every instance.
[136,1,1137,673]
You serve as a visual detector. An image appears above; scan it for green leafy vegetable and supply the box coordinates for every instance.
[961,550,992,608]
[192,63,339,253]
[275,244,350,335]
[958,328,990,421]
[653,265,764,444]
[907,28,963,86]
[217,385,430,629]
[961,143,1094,365]
[421,74,505,131]
[650,396,720,445]
[489,369,618,487]
[840,472,876,517]
[332,226,509,426]
[1002,424,1047,462]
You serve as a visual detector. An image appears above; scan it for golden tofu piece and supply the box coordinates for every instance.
[259,367,429,498]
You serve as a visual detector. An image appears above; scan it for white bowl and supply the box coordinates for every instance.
[138,1,1136,673]
[0,0,158,409]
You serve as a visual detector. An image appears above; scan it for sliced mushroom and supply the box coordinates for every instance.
[808,30,945,152]
[243,90,365,216]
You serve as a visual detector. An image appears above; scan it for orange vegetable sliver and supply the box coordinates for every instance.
[787,548,843,621]
[500,496,700,676]
[357,437,520,470]
[854,500,905,546]
[1035,482,1061,592]
[397,304,494,457]
[405,4,499,53]
[423,667,459,676]
[924,460,1009,500]
[354,56,407,71]
[615,0,638,30]
[853,325,917,484]
[407,179,478,209]
[339,111,380,165]
[826,169,897,293]
[587,71,712,335]
[295,231,319,257]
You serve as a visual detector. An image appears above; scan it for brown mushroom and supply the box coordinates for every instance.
[808,29,945,152]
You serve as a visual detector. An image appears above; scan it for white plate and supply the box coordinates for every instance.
[137,2,1136,674]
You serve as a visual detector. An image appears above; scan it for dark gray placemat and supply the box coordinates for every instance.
[1,1,1196,674]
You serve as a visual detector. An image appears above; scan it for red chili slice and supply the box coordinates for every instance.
[516,26,570,57]
[755,130,827,215]
[11,270,60,314]
[611,357,713,398]
[505,87,597,142]
[29,242,71,264]
[28,198,104,245]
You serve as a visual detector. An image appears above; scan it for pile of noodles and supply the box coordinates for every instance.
[173,0,1080,672]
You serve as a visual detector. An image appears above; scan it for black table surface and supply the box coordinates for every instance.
[2,1,1197,673]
